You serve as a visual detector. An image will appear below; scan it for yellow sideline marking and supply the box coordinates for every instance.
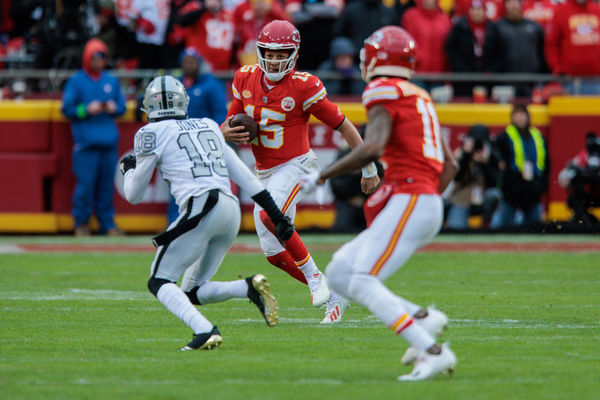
[6,99,600,126]
[0,100,138,122]
[548,96,600,116]
[0,211,335,233]
[310,102,549,126]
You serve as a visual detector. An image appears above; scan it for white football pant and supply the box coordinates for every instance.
[326,194,443,345]
[253,150,319,257]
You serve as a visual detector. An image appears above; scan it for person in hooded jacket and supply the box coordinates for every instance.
[62,38,126,236]
[175,48,228,124]
[316,37,365,96]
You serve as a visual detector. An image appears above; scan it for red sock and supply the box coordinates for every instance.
[266,252,307,284]
[259,210,310,265]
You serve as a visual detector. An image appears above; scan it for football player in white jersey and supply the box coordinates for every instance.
[121,75,294,351]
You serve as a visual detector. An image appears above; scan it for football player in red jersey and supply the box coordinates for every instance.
[221,20,380,323]
[301,26,459,380]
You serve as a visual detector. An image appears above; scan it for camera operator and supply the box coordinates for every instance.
[446,124,501,229]
[558,132,600,226]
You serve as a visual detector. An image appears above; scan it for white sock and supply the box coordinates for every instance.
[156,283,213,334]
[298,257,321,280]
[347,274,435,350]
[393,314,437,351]
[398,299,421,317]
[195,280,248,304]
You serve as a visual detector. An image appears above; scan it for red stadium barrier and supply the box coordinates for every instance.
[0,98,598,232]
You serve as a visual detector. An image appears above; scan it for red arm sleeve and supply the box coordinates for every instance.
[309,97,345,130]
[227,97,244,118]
[227,72,245,118]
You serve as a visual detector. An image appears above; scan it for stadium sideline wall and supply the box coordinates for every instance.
[0,97,598,233]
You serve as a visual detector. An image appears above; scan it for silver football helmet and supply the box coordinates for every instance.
[142,75,189,121]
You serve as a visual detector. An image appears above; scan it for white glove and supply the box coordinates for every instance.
[298,171,321,194]
[315,184,328,205]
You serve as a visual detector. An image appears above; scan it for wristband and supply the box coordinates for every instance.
[76,103,87,119]
[361,162,378,178]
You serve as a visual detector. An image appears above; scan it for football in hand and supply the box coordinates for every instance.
[229,113,259,143]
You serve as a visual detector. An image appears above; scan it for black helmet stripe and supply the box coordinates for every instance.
[161,76,167,110]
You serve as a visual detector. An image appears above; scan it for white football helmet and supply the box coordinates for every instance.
[142,75,189,121]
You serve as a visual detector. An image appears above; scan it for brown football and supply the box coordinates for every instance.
[229,113,259,142]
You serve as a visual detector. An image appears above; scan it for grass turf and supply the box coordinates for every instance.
[0,236,598,400]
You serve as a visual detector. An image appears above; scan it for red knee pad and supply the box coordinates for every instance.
[259,209,276,234]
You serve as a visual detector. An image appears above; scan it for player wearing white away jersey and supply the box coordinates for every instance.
[121,75,294,351]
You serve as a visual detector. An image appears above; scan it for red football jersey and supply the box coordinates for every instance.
[183,9,235,72]
[228,65,344,169]
[362,77,444,195]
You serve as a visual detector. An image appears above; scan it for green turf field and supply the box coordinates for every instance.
[1,234,598,400]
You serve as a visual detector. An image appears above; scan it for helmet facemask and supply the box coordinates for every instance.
[256,46,298,82]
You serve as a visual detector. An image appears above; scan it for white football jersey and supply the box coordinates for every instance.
[134,118,234,208]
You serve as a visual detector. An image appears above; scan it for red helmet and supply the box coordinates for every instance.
[360,26,417,83]
[256,20,301,81]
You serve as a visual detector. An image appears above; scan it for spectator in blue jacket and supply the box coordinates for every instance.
[176,47,228,123]
[165,47,229,223]
[61,38,126,236]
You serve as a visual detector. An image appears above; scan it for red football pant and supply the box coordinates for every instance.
[260,210,309,285]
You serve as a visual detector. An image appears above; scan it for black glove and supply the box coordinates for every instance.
[275,216,295,242]
[252,189,295,243]
[120,154,136,175]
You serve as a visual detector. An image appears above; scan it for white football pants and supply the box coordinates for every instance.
[325,193,443,328]
[253,150,319,257]
[154,191,240,286]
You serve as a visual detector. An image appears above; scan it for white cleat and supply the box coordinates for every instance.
[321,292,350,324]
[401,306,449,365]
[398,343,456,381]
[307,272,330,307]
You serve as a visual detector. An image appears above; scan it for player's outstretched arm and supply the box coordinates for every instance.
[319,105,391,183]
[336,117,380,194]
[438,136,459,193]
[122,154,158,204]
[222,145,294,242]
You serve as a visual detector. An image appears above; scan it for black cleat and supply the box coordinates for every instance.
[246,274,278,327]
[179,326,223,351]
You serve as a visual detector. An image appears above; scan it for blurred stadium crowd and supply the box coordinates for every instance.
[1,0,600,101]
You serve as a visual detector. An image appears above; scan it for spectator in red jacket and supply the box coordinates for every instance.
[522,0,557,32]
[545,0,600,94]
[178,0,236,72]
[233,0,290,66]
[401,0,452,74]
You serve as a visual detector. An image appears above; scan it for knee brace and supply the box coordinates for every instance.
[147,277,173,297]
[185,286,202,305]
